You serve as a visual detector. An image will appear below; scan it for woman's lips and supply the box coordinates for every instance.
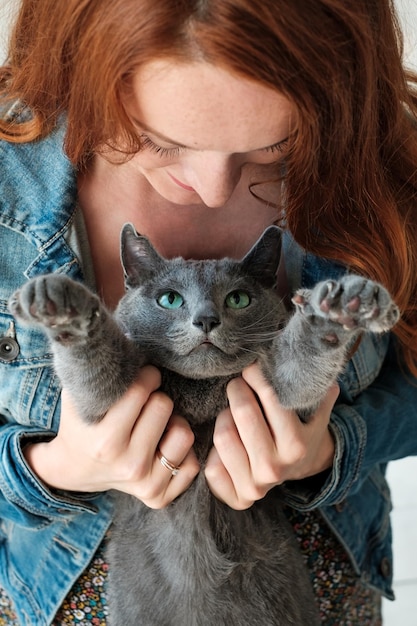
[168,173,195,191]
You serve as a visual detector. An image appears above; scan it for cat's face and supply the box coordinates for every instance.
[115,226,284,378]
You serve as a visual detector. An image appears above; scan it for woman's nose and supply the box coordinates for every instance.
[185,153,242,208]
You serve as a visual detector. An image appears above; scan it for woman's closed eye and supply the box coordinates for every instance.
[140,134,183,158]
[262,139,289,155]
[139,132,289,162]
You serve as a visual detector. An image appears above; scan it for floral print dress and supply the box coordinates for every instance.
[0,509,382,625]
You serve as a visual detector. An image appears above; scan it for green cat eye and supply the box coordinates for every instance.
[157,291,184,309]
[225,290,251,309]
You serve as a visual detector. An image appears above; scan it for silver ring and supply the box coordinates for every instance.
[158,451,180,476]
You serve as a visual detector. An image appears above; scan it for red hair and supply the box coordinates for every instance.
[2,0,417,372]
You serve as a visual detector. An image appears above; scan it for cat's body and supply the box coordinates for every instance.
[9,225,399,626]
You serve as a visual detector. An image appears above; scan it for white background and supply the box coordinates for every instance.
[1,0,417,624]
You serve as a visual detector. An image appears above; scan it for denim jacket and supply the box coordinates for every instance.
[1,119,417,624]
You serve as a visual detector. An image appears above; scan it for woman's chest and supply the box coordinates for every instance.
[80,174,282,308]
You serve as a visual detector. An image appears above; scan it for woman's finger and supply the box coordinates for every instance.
[206,407,266,508]
[242,363,338,477]
[226,375,274,444]
[144,448,200,509]
[156,414,196,470]
[205,446,254,510]
[97,365,163,434]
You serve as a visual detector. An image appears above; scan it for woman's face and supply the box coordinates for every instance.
[122,60,295,208]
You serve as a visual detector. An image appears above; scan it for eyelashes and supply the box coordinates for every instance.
[263,139,289,154]
[139,133,289,159]
[140,134,182,158]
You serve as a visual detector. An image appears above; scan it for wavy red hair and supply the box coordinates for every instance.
[1,0,417,372]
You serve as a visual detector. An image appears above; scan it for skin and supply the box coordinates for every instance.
[24,60,337,510]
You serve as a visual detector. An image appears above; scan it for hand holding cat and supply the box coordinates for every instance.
[205,363,338,510]
[24,365,200,509]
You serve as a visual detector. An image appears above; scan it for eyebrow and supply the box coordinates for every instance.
[131,117,289,153]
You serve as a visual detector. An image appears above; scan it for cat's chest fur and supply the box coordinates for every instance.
[160,368,234,462]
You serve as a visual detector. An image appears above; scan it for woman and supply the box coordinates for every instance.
[1,1,417,624]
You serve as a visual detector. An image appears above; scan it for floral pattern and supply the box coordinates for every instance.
[0,543,109,626]
[0,509,382,625]
[53,545,109,625]
[285,506,382,626]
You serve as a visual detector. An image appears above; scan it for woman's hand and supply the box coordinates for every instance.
[205,362,338,510]
[24,365,199,509]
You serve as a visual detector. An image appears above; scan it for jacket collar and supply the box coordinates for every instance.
[0,120,84,279]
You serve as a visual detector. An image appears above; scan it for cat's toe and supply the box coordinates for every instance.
[359,285,400,332]
[336,277,399,332]
[7,290,24,319]
[314,279,360,329]
[8,280,45,323]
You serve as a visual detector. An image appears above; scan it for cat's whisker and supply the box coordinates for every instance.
[240,305,285,329]
[235,346,265,357]
[236,330,281,343]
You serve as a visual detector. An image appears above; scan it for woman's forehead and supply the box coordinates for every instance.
[126,59,296,153]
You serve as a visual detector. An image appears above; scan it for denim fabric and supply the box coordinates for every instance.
[282,232,417,599]
[1,117,417,623]
[0,122,114,625]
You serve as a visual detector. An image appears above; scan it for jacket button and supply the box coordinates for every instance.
[379,557,392,578]
[0,336,20,362]
[334,500,346,512]
[0,321,20,363]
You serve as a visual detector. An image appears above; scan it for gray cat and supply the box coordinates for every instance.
[9,225,399,626]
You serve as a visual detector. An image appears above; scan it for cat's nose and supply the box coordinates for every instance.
[193,314,221,334]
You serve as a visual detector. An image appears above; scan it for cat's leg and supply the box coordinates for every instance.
[8,275,142,422]
[267,275,399,414]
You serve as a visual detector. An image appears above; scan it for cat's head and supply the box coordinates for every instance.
[116,224,285,378]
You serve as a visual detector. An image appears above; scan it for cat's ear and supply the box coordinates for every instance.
[241,226,282,288]
[120,223,164,288]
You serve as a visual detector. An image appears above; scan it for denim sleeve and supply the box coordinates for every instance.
[281,337,417,509]
[0,312,100,525]
[0,423,101,527]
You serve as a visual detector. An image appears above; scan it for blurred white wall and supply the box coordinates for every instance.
[0,0,19,64]
[397,0,417,70]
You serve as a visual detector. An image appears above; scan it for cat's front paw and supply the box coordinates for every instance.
[9,275,102,343]
[293,275,400,334]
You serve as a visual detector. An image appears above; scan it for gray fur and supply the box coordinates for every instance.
[9,225,399,626]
